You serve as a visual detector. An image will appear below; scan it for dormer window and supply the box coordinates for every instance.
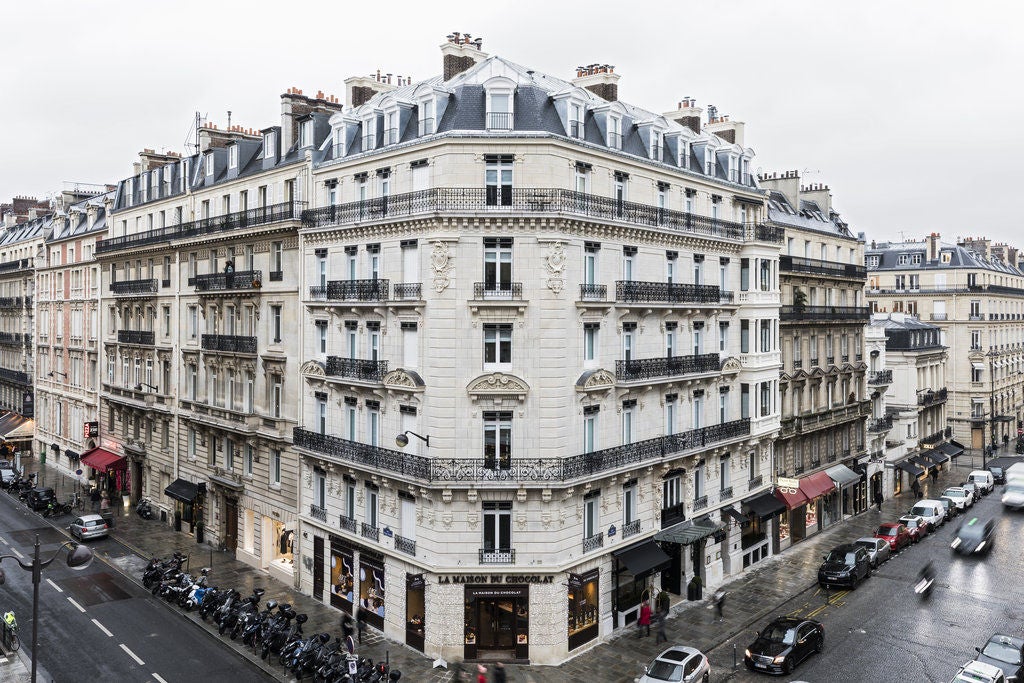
[608,116,622,149]
[228,144,238,169]
[204,153,214,177]
[362,117,376,151]
[740,156,750,184]
[650,132,663,161]
[911,253,922,265]
[264,131,277,160]
[334,129,345,157]
[487,92,513,131]
[140,173,148,202]
[897,254,909,265]
[867,255,879,268]
[728,155,739,182]
[384,110,399,145]
[679,140,690,169]
[125,178,134,207]
[419,98,435,136]
[704,148,715,176]
[569,102,584,139]
[299,119,314,148]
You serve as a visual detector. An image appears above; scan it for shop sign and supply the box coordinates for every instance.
[436,574,554,585]
[776,477,800,494]
[84,421,99,439]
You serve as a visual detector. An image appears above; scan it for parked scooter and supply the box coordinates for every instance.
[135,498,155,520]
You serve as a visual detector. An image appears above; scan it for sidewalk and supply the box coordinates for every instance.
[12,454,996,682]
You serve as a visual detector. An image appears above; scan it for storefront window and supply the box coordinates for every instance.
[741,514,765,550]
[568,570,599,650]
[330,540,354,612]
[464,585,529,660]
[359,557,385,630]
[405,573,425,652]
[778,509,790,542]
[270,520,294,574]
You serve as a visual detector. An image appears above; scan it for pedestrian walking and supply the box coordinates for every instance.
[476,664,488,683]
[911,478,922,499]
[100,494,110,513]
[873,489,883,512]
[637,600,652,638]
[930,467,939,486]
[713,589,726,619]
[654,607,668,643]
[355,607,366,644]
[492,661,507,683]
[90,488,100,512]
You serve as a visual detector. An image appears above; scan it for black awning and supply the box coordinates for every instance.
[896,460,924,477]
[949,439,967,451]
[164,478,199,503]
[742,491,787,519]
[910,455,934,472]
[654,516,725,546]
[938,442,964,457]
[613,539,672,579]
[922,448,950,465]
[723,506,747,524]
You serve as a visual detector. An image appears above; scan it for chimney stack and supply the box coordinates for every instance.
[663,97,703,134]
[138,148,181,172]
[279,87,345,150]
[757,169,801,211]
[571,64,621,102]
[344,71,398,108]
[441,32,488,80]
[926,232,941,262]
[704,106,745,145]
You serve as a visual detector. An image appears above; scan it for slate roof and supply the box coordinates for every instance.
[766,190,853,239]
[867,240,1024,275]
[48,191,113,243]
[870,314,939,332]
[0,211,53,248]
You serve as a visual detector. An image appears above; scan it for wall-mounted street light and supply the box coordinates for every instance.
[0,535,94,682]
[135,382,159,392]
[47,371,68,379]
[395,431,430,448]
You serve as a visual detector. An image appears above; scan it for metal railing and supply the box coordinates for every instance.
[579,283,607,301]
[110,279,159,295]
[118,330,155,345]
[200,334,257,354]
[301,187,750,242]
[325,357,389,382]
[617,281,723,304]
[362,135,375,151]
[780,305,872,322]
[384,128,400,145]
[339,515,358,533]
[867,415,894,433]
[360,523,379,542]
[393,283,422,300]
[661,501,687,529]
[616,353,721,382]
[0,333,24,346]
[486,112,514,130]
[621,519,641,539]
[918,388,948,406]
[479,548,515,564]
[719,486,733,500]
[98,201,303,253]
[310,279,390,302]
[920,429,945,445]
[0,297,23,309]
[418,118,435,136]
[607,132,623,149]
[269,270,283,282]
[748,475,763,489]
[693,495,709,511]
[779,255,867,279]
[0,258,31,273]
[930,313,948,321]
[868,369,893,385]
[569,120,584,139]
[309,504,327,522]
[473,282,523,300]
[193,270,263,292]
[395,535,416,556]
[754,224,785,243]
[0,368,31,385]
[582,532,604,552]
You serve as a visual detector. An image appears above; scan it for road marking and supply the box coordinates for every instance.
[92,619,113,637]
[67,597,86,613]
[120,644,145,666]
[46,578,63,593]
[10,548,23,560]
[152,674,169,683]
[0,536,8,545]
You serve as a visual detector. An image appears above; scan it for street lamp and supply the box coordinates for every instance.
[395,431,430,448]
[0,535,94,682]
[135,382,159,392]
[47,371,68,379]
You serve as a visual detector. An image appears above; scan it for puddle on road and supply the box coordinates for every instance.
[58,572,133,606]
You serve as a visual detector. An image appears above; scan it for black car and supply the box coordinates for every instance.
[744,617,824,675]
[976,633,1024,681]
[951,517,995,555]
[817,543,871,589]
[26,487,55,511]
[989,466,1006,485]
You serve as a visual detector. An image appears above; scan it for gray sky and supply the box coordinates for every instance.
[3,1,1020,244]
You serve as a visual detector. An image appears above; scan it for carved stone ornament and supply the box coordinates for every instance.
[721,357,741,375]
[382,368,426,391]
[575,368,615,392]
[466,372,530,401]
[544,241,567,294]
[430,241,454,293]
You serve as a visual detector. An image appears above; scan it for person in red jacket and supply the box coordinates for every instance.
[637,601,652,638]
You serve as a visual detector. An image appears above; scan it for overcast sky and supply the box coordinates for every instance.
[3,1,1020,244]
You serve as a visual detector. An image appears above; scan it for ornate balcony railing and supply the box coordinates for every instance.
[582,532,604,553]
[616,281,723,304]
[0,368,30,385]
[616,353,721,381]
[309,504,327,522]
[754,224,786,243]
[325,357,389,383]
[311,279,390,302]
[781,401,871,437]
[393,283,422,300]
[293,417,751,485]
[360,523,379,542]
[693,495,709,511]
[486,112,514,130]
[301,188,750,242]
[0,297,23,309]
[200,334,257,354]
[920,429,945,445]
[579,283,607,301]
[0,259,31,274]
[918,388,948,406]
[867,415,894,433]
[395,535,416,556]
[110,279,159,295]
[339,515,358,533]
[779,255,867,279]
[868,369,893,385]
[0,333,24,346]
[621,519,641,539]
[660,501,687,529]
[118,330,155,345]
[780,305,871,322]
[98,200,303,254]
[473,282,523,300]
[748,475,763,489]
[193,270,263,292]
[719,486,733,500]
[479,548,515,565]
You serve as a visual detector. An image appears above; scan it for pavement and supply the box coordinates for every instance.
[11,449,1015,683]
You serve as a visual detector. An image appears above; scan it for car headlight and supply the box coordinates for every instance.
[951,538,961,549]
[744,649,752,659]
[975,541,986,552]
[773,655,786,664]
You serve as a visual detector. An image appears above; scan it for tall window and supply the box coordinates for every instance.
[483,324,512,367]
[583,492,600,540]
[314,471,326,508]
[665,323,676,358]
[623,481,637,525]
[692,393,704,429]
[583,407,598,453]
[483,411,512,470]
[271,376,282,418]
[365,484,379,528]
[583,323,598,364]
[665,395,676,436]
[663,475,681,509]
[483,237,513,292]
[485,156,513,206]
[622,400,635,443]
[271,449,281,485]
[367,401,380,446]
[271,305,282,342]
[622,246,636,281]
[483,502,512,556]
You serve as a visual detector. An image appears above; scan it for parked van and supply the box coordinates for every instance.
[911,500,947,528]
[968,470,995,495]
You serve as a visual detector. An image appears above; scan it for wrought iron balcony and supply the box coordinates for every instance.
[118,330,155,345]
[617,281,723,304]
[110,279,159,296]
[754,224,785,243]
[479,548,515,564]
[0,297,23,309]
[301,188,748,242]
[920,429,945,445]
[395,535,416,556]
[661,502,687,529]
[310,279,389,302]
[918,388,948,406]
[193,270,263,292]
[486,112,514,130]
[582,532,604,553]
[693,495,709,511]
[0,258,31,273]
[0,333,24,346]
[930,313,948,321]
[579,283,607,301]
[780,305,871,322]
[621,519,641,539]
[325,357,389,382]
[339,515,358,533]
[867,415,894,433]
[473,282,523,300]
[98,200,303,254]
[201,334,257,354]
[616,353,721,381]
[719,486,733,500]
[794,465,806,474]
[309,504,327,522]
[361,523,379,542]
[868,369,893,385]
[0,368,30,385]
[269,270,284,282]
[393,283,422,300]
[748,475,763,489]
[810,459,821,469]
[779,255,867,279]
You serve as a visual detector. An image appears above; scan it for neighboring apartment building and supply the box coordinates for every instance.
[863,321,892,497]
[871,313,957,497]
[98,93,340,583]
[866,233,1023,449]
[292,36,783,666]
[34,186,111,481]
[758,172,870,548]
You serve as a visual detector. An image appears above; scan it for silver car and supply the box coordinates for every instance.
[69,514,109,541]
[854,536,891,568]
[640,645,710,683]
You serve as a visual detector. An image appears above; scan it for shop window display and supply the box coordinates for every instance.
[359,558,385,630]
[406,573,425,652]
[330,541,354,612]
[568,569,599,650]
[270,520,294,574]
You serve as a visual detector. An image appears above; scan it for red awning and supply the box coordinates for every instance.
[800,471,836,500]
[81,448,126,472]
[773,486,809,510]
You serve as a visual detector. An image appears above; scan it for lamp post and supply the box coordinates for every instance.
[0,535,94,682]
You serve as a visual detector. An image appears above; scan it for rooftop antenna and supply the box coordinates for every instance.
[227,110,232,130]
[183,111,207,155]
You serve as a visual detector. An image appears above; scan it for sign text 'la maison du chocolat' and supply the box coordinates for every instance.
[435,574,556,585]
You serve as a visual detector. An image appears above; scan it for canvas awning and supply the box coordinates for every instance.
[896,459,924,477]
[655,515,725,546]
[722,506,747,524]
[164,478,200,503]
[910,455,934,472]
[800,471,836,499]
[0,414,29,438]
[2,419,34,440]
[743,491,787,519]
[612,539,672,579]
[825,464,861,488]
[938,441,964,458]
[773,485,809,510]
[81,447,126,473]
[922,448,950,465]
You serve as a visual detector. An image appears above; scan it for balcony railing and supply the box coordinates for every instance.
[473,282,523,300]
[200,334,257,354]
[98,201,303,254]
[781,401,871,436]
[0,368,30,385]
[920,429,945,445]
[360,523,379,542]
[582,532,604,553]
[569,120,584,139]
[0,258,31,273]
[868,369,893,385]
[269,270,283,282]
[0,297,23,309]
[293,417,751,485]
[754,224,786,243]
[748,475,763,489]
[301,188,749,242]
[479,548,515,564]
[621,519,641,539]
[118,330,155,345]
[617,281,723,304]
[918,388,948,406]
[780,305,871,322]
[579,283,607,301]
[0,333,24,346]
[393,283,422,300]
[693,495,709,511]
[930,313,948,321]
[193,270,263,292]
[607,132,623,150]
[339,515,358,534]
[325,356,389,383]
[310,279,390,302]
[661,501,687,529]
[384,127,400,145]
[616,353,721,382]
[779,255,867,279]
[395,535,416,556]
[309,504,327,522]
[867,415,894,433]
[486,112,514,130]
[110,279,159,296]
[719,486,733,500]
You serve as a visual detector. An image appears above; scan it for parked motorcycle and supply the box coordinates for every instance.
[135,498,155,520]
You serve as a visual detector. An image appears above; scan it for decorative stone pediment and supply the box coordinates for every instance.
[301,360,326,377]
[575,368,615,392]
[383,368,426,391]
[720,357,741,375]
[467,372,529,402]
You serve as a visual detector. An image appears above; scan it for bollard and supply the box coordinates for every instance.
[733,643,737,668]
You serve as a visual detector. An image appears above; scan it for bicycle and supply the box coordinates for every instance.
[71,491,84,512]
[3,610,19,651]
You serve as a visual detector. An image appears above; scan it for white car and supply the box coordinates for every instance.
[961,481,982,503]
[943,487,973,512]
[951,659,1008,683]
[639,645,710,683]
[911,500,947,528]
